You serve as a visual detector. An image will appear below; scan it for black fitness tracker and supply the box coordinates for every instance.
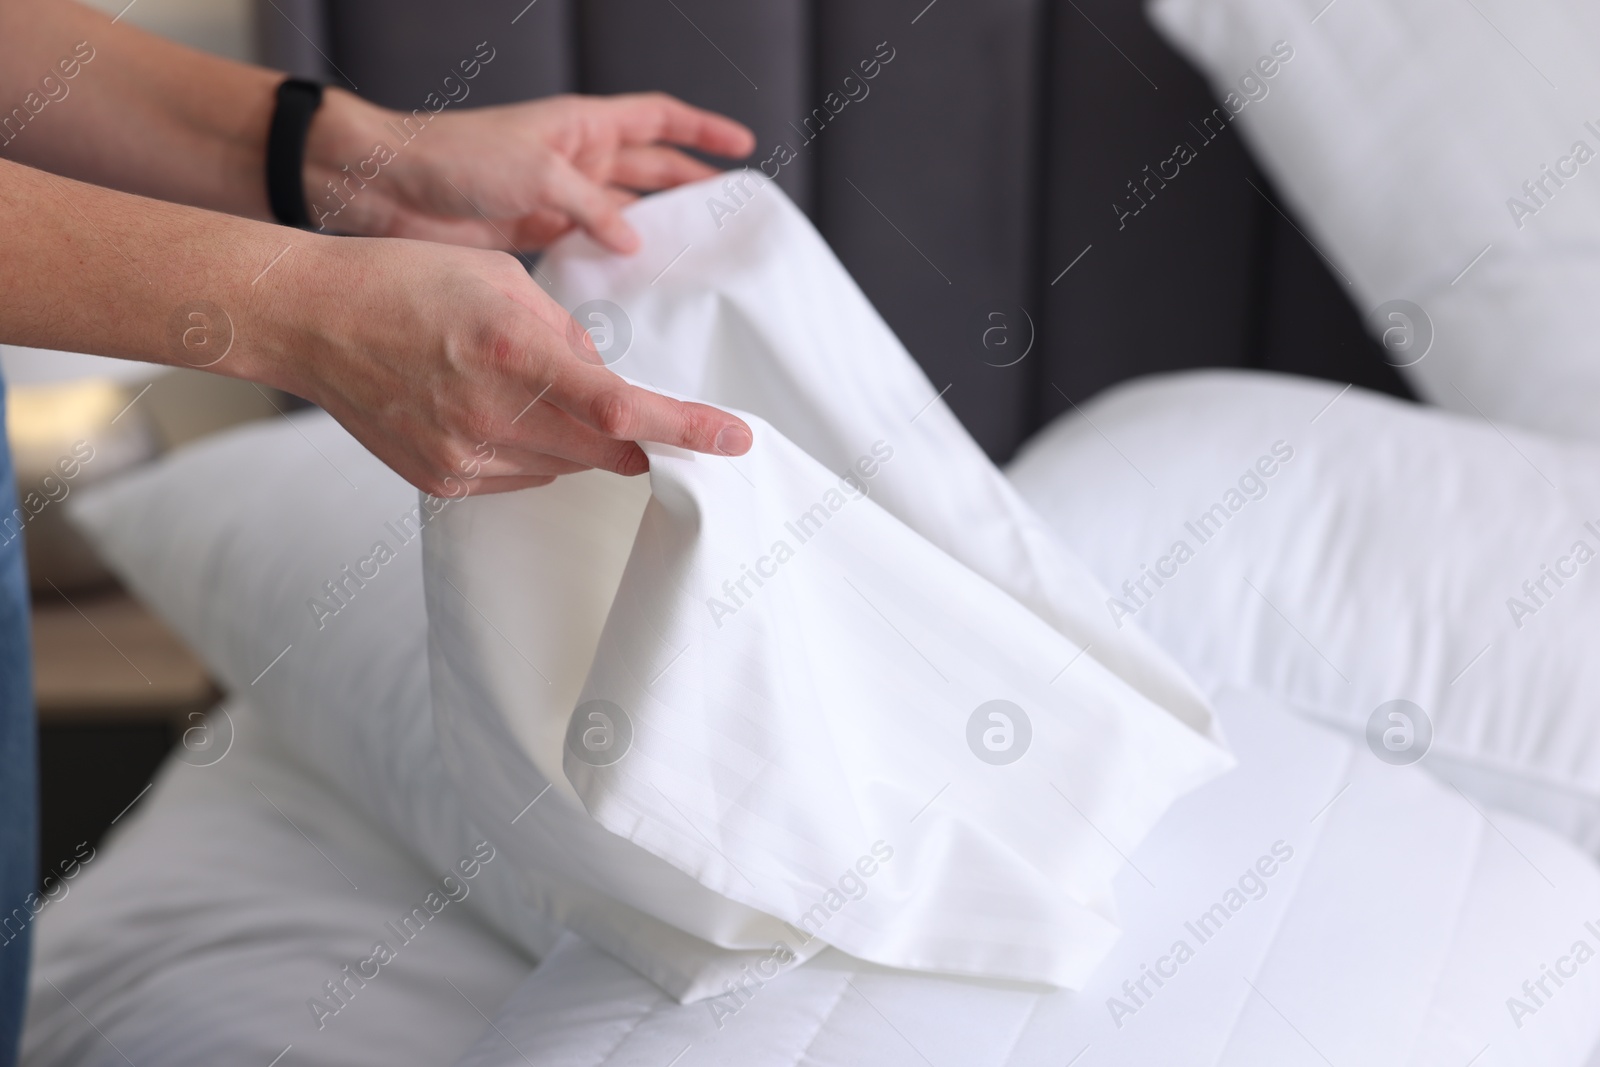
[266,77,325,229]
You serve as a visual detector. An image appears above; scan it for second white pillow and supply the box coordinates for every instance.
[1148,0,1600,441]
[1010,369,1600,852]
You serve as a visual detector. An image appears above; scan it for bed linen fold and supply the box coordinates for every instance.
[422,175,1232,998]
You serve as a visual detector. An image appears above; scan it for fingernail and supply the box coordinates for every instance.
[715,425,752,455]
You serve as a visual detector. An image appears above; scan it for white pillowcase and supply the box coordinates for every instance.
[425,176,1232,999]
[1147,0,1600,441]
[1009,369,1600,852]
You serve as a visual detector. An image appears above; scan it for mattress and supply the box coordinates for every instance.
[452,685,1600,1066]
[26,685,1600,1066]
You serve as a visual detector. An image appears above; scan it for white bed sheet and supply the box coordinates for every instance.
[452,688,1600,1067]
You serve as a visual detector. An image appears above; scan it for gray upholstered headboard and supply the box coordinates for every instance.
[257,0,1413,462]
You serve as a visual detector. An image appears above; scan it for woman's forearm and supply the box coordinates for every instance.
[0,154,320,378]
[0,153,752,495]
[0,0,284,218]
[0,8,758,493]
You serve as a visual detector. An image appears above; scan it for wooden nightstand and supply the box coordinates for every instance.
[31,585,219,875]
[32,585,217,725]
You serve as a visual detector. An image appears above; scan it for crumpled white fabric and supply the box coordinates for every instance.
[422,174,1232,998]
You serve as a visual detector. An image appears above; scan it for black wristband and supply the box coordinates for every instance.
[266,78,324,229]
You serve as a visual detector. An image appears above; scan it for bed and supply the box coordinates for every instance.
[26,0,1600,1062]
[26,172,1600,1063]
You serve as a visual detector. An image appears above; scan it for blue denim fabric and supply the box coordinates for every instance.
[0,374,37,1067]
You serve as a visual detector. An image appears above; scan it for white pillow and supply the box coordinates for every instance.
[66,412,566,967]
[425,176,1232,999]
[23,701,530,1067]
[69,409,866,1001]
[1008,369,1600,852]
[1147,0,1600,441]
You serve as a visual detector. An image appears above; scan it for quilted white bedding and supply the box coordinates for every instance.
[450,686,1600,1067]
[26,685,1600,1067]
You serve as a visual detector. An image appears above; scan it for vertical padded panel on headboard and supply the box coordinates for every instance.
[812,0,1041,463]
[255,0,332,82]
[577,0,812,212]
[1254,202,1414,399]
[299,0,1414,454]
[325,0,575,110]
[1033,0,1263,428]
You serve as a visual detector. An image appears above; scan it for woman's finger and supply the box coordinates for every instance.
[465,474,559,494]
[482,302,689,477]
[611,145,721,192]
[453,445,593,481]
[608,92,756,158]
[539,154,639,253]
[495,403,651,476]
[547,360,752,456]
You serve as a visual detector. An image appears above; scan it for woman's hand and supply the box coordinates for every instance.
[303,89,756,251]
[257,232,752,497]
[0,9,757,498]
[275,90,757,495]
